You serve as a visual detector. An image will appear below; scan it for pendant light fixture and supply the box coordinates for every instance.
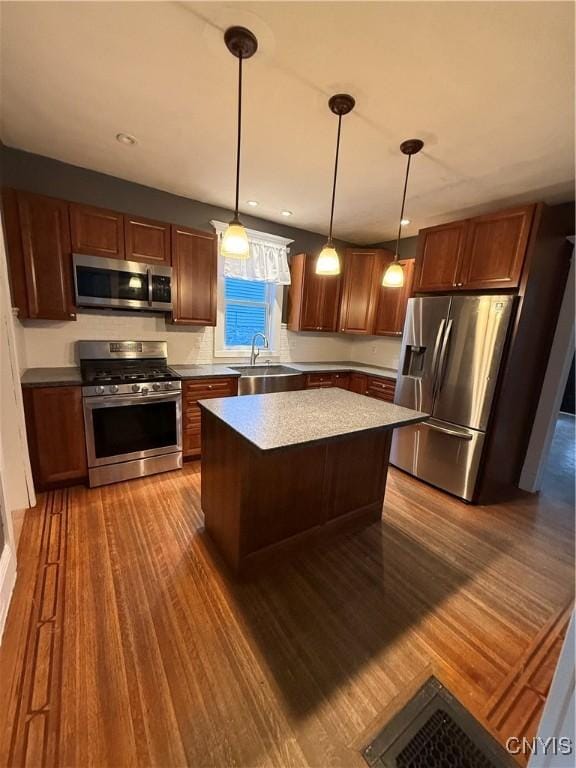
[316,94,355,275]
[220,26,258,259]
[382,138,424,287]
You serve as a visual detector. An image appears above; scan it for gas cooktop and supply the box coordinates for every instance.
[82,364,180,385]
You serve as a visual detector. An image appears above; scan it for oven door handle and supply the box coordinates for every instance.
[85,392,181,408]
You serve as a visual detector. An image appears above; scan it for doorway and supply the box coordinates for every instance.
[519,243,575,494]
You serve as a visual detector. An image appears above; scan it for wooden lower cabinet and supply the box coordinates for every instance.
[349,373,368,395]
[306,371,394,399]
[182,377,238,458]
[305,372,349,389]
[365,376,396,403]
[23,386,87,490]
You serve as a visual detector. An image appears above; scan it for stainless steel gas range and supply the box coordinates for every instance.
[79,341,182,487]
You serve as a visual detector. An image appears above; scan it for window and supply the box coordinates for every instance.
[211,220,291,358]
[224,277,271,348]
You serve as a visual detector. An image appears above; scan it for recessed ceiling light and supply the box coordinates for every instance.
[116,132,137,146]
[400,218,411,226]
[281,210,293,217]
[247,200,259,207]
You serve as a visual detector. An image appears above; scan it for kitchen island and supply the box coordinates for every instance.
[199,389,427,575]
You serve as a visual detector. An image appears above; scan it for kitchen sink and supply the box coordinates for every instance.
[231,365,305,395]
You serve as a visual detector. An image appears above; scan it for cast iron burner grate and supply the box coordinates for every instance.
[362,677,517,768]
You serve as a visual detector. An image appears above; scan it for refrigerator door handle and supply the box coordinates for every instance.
[435,319,453,396]
[431,318,446,398]
[428,422,473,440]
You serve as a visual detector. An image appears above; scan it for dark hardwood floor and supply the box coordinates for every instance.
[0,430,573,767]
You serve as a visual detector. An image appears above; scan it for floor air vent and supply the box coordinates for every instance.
[362,677,517,768]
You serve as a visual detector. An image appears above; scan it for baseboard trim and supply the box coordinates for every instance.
[0,542,17,643]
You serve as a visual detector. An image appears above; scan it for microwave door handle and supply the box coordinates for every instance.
[147,268,153,306]
[435,318,453,397]
[431,318,446,398]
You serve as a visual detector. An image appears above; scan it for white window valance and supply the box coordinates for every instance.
[211,220,293,285]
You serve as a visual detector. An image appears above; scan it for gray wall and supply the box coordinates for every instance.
[377,236,418,260]
[0,145,354,257]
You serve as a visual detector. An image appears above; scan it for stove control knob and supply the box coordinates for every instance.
[141,386,149,395]
[152,382,161,392]
[109,385,119,394]
[96,385,105,395]
[165,381,174,389]
[131,384,140,393]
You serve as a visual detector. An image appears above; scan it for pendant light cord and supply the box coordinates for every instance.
[328,114,342,245]
[393,153,412,262]
[234,54,243,219]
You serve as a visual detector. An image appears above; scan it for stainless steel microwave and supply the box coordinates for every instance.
[73,254,173,312]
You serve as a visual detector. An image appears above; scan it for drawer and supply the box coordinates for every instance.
[183,377,237,402]
[306,372,335,388]
[366,376,396,401]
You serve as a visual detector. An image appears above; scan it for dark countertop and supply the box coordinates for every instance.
[20,361,397,387]
[21,367,83,387]
[170,364,241,379]
[199,389,427,451]
[289,362,398,379]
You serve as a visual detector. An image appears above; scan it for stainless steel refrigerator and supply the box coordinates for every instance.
[391,294,516,501]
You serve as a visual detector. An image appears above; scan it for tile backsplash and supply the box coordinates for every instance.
[15,310,356,369]
[15,310,401,371]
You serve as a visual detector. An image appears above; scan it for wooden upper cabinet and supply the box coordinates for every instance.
[339,249,389,334]
[125,215,171,265]
[373,258,415,336]
[171,225,217,325]
[70,203,125,259]
[15,191,76,320]
[414,220,468,292]
[458,205,535,290]
[23,386,87,490]
[288,252,341,332]
[414,204,537,294]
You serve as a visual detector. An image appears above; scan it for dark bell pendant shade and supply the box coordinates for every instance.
[221,26,258,260]
[382,138,424,287]
[316,94,355,276]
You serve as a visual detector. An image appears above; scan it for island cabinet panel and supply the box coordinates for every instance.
[373,259,415,336]
[14,191,77,321]
[287,252,341,332]
[339,249,390,334]
[23,386,87,490]
[201,409,392,575]
[182,377,238,458]
[171,225,217,325]
[125,215,171,265]
[458,205,535,290]
[69,203,125,259]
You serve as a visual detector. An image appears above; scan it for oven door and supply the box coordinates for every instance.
[73,254,172,311]
[83,391,182,467]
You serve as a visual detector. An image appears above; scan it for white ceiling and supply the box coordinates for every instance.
[1,1,574,244]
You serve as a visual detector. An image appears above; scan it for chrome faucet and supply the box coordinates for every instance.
[250,332,269,366]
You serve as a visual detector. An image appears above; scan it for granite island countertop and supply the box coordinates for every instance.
[198,388,427,451]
